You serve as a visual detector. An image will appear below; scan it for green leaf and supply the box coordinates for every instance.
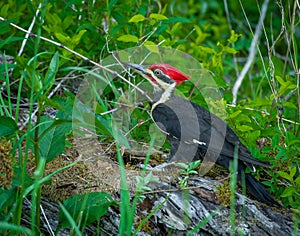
[112,125,130,148]
[44,51,59,92]
[36,116,71,162]
[128,14,145,23]
[0,166,32,211]
[276,146,287,159]
[149,13,168,21]
[295,176,300,187]
[236,114,252,123]
[168,17,191,23]
[144,41,159,54]
[248,130,261,144]
[58,192,117,228]
[290,166,296,179]
[229,110,242,119]
[198,45,215,54]
[58,203,82,236]
[238,125,253,132]
[23,68,43,93]
[0,116,18,137]
[227,30,242,43]
[73,101,112,136]
[72,30,87,46]
[278,170,292,182]
[55,32,71,45]
[281,186,295,197]
[275,75,286,86]
[117,34,139,43]
[223,46,237,54]
[0,222,32,235]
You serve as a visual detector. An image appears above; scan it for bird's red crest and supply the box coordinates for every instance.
[148,63,190,85]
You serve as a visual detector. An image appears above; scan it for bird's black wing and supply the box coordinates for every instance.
[152,96,279,206]
[152,96,269,168]
[190,101,270,168]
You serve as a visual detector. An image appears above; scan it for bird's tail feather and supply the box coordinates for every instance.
[244,173,280,207]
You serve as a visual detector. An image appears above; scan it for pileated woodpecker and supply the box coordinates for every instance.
[125,62,279,206]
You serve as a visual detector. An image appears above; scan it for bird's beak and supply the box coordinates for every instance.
[123,62,151,76]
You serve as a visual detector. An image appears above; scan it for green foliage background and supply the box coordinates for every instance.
[0,0,299,234]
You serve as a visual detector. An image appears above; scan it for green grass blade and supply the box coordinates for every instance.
[0,222,33,235]
[59,203,82,236]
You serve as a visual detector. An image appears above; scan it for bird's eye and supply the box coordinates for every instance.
[154,69,161,76]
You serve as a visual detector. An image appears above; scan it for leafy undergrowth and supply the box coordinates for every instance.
[0,0,299,235]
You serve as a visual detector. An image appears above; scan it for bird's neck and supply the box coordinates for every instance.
[152,83,176,106]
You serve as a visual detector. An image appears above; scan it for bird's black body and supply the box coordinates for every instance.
[125,62,279,206]
[152,94,279,206]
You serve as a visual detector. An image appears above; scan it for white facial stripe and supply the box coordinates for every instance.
[147,70,174,90]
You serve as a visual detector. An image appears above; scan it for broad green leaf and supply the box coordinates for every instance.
[117,34,139,43]
[0,116,18,137]
[129,14,145,23]
[58,192,117,228]
[150,13,168,21]
[37,116,71,162]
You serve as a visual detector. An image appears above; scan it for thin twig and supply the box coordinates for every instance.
[0,17,151,102]
[232,0,269,105]
[18,3,42,57]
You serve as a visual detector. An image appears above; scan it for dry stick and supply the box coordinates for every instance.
[18,3,42,57]
[0,17,152,103]
[232,0,269,105]
[0,5,41,94]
